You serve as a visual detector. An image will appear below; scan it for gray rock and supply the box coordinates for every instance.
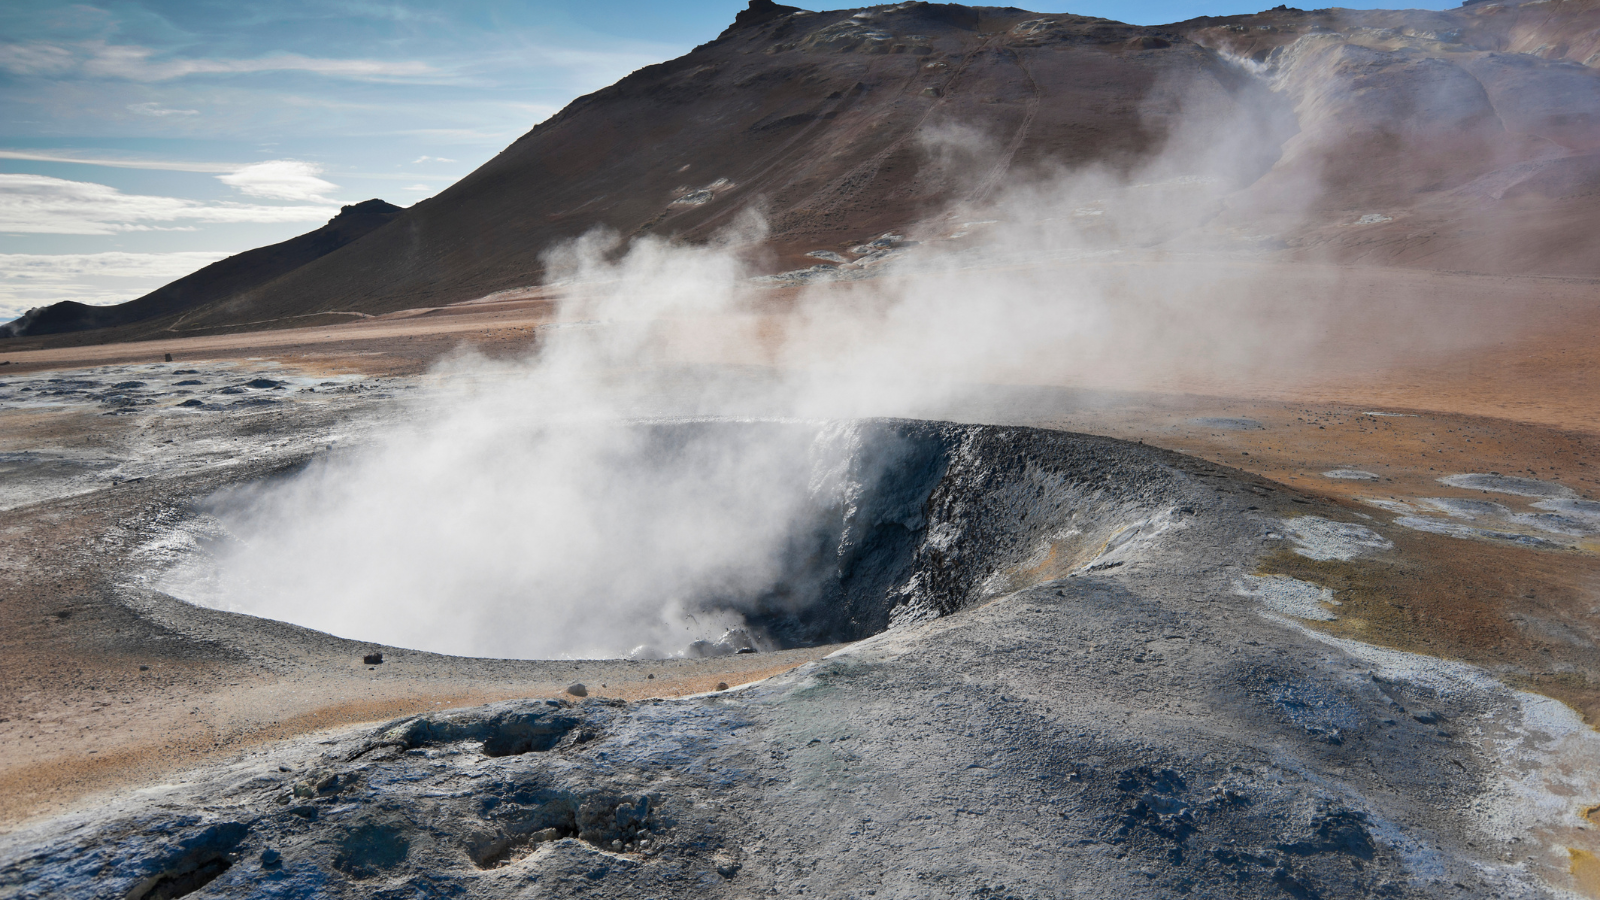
[0,419,1582,899]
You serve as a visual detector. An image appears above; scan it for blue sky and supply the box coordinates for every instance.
[0,1,1460,321]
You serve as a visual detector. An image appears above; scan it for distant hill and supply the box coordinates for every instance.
[10,0,1600,344]
[1,199,402,340]
[85,1,1286,334]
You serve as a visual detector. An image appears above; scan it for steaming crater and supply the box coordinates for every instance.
[145,419,1180,660]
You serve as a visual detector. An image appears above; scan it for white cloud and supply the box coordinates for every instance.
[403,183,432,191]
[0,40,436,82]
[217,160,337,202]
[127,101,199,117]
[0,250,230,321]
[0,150,237,172]
[0,173,337,235]
[0,250,227,280]
[0,42,76,77]
[413,155,456,163]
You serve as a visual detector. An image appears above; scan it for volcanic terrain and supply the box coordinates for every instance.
[4,2,1600,899]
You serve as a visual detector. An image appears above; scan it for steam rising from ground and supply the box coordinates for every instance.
[202,419,834,658]
[169,67,1510,659]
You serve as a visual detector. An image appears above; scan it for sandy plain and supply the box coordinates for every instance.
[2,259,1598,845]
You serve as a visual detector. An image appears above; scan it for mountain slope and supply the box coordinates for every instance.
[183,0,1600,333]
[1,199,402,340]
[131,3,1288,332]
[11,0,1600,343]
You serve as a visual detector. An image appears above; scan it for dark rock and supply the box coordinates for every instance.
[377,701,584,757]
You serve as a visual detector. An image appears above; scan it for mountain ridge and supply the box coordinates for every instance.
[8,0,1600,345]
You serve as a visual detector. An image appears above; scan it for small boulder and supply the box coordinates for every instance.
[567,683,588,697]
[363,651,384,665]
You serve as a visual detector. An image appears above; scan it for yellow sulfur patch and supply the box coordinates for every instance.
[1570,848,1600,897]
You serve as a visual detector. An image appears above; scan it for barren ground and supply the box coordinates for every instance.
[2,260,1598,857]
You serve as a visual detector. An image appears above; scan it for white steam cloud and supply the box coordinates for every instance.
[167,58,1522,660]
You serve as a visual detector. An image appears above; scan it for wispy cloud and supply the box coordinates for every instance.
[402,184,432,192]
[0,250,230,320]
[0,40,437,82]
[0,150,238,173]
[0,250,227,282]
[413,155,455,163]
[127,101,199,116]
[0,173,338,235]
[216,160,337,202]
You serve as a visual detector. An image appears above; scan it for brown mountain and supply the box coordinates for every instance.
[156,1,1276,332]
[1,199,402,340]
[10,0,1600,343]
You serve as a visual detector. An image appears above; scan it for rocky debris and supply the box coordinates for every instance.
[1235,573,1339,621]
[1532,498,1600,527]
[755,231,927,285]
[1,413,1593,897]
[672,189,714,206]
[1322,469,1378,480]
[0,698,677,897]
[669,178,732,208]
[1284,516,1393,561]
[1395,515,1567,549]
[3,561,1566,898]
[849,232,905,254]
[684,627,769,659]
[1363,488,1599,548]
[751,263,845,286]
[366,701,586,757]
[1437,473,1577,499]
